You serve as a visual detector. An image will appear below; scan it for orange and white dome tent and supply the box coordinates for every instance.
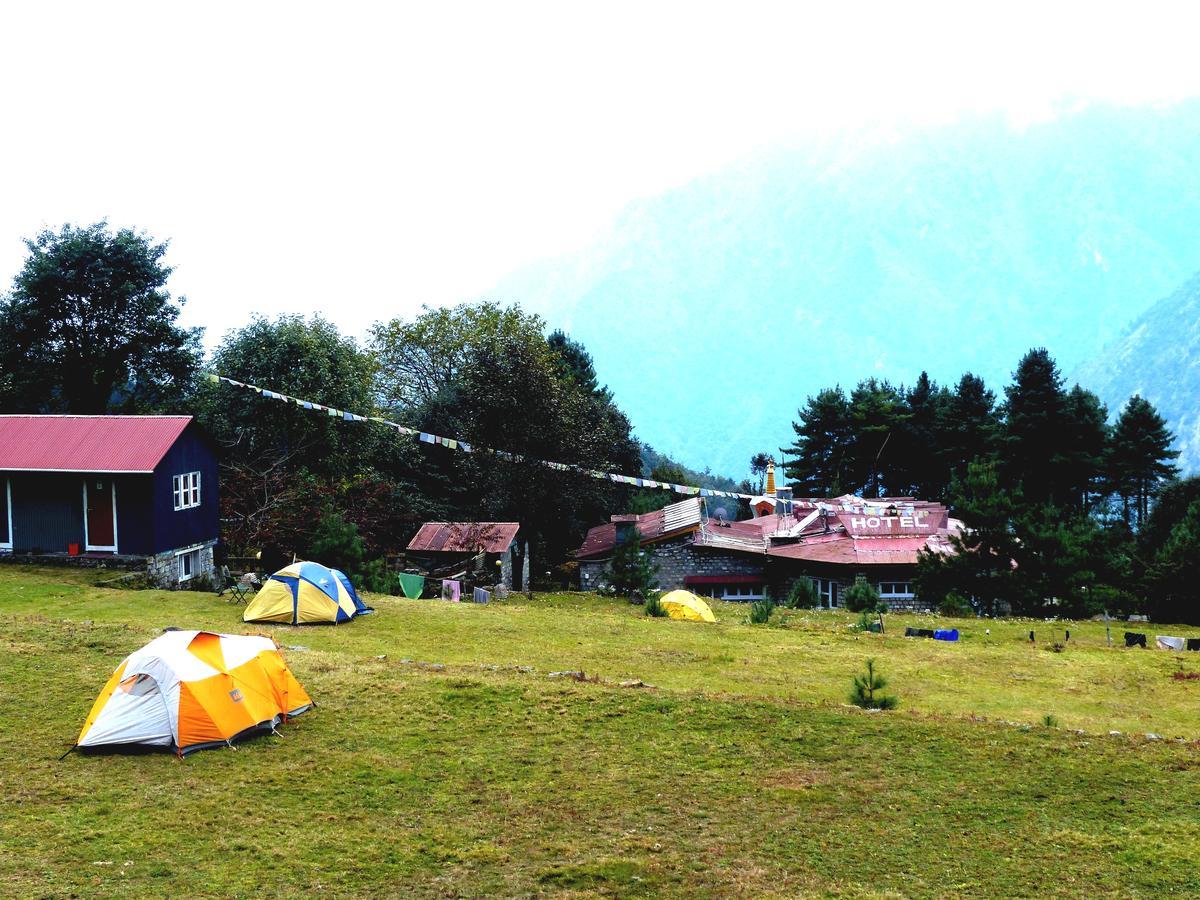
[75,630,312,756]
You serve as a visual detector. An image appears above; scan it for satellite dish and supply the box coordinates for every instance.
[713,508,728,522]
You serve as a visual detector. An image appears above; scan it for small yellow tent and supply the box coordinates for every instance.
[244,561,361,625]
[659,589,717,623]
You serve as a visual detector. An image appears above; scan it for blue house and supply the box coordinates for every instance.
[0,415,219,585]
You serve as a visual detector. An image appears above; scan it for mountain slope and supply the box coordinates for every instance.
[492,102,1200,478]
[1073,271,1200,472]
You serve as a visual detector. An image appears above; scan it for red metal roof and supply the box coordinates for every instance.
[407,522,520,554]
[0,415,193,473]
[573,499,702,559]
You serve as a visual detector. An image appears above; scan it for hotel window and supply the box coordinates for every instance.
[878,582,914,600]
[695,583,766,601]
[815,578,839,608]
[173,472,201,511]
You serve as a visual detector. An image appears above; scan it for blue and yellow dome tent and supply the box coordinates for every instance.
[331,567,373,616]
[243,561,364,625]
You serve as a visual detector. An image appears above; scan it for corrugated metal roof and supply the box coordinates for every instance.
[407,522,520,554]
[0,415,193,473]
[573,498,702,559]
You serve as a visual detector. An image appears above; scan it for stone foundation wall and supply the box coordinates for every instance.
[579,538,766,592]
[147,540,217,588]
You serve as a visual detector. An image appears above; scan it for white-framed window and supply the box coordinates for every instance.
[173,472,201,510]
[177,548,200,582]
[878,582,914,600]
[816,578,839,608]
[695,583,766,601]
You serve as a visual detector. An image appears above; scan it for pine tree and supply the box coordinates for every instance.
[1106,395,1179,529]
[1147,498,1200,625]
[937,372,1001,488]
[781,387,853,496]
[1059,385,1110,514]
[915,460,1028,615]
[1003,348,1070,507]
[848,378,909,497]
[849,658,898,710]
[892,372,953,499]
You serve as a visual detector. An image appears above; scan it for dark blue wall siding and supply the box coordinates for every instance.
[114,475,154,555]
[9,474,84,552]
[151,427,219,554]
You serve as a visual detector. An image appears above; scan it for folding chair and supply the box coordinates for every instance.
[215,566,250,603]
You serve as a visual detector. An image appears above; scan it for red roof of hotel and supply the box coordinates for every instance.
[0,415,193,473]
[407,522,520,554]
[574,499,703,559]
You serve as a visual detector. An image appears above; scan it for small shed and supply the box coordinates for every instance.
[0,415,219,586]
[406,522,528,590]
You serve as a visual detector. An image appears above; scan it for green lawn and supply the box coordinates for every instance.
[2,565,1199,897]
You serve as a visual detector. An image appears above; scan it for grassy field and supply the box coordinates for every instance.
[2,564,1200,897]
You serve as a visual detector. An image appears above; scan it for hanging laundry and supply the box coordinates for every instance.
[397,573,425,599]
[473,587,490,604]
[441,580,461,602]
[1156,635,1185,651]
[1124,632,1147,648]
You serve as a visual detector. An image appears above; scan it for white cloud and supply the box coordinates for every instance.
[1,1,1199,345]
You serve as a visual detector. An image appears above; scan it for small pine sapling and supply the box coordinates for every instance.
[849,658,898,710]
[644,592,668,617]
[749,598,775,625]
[786,577,820,609]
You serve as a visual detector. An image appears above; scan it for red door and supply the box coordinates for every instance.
[86,479,116,549]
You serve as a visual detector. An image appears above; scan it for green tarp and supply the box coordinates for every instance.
[398,573,425,599]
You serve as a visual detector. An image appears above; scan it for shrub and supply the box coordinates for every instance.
[644,592,667,618]
[937,591,974,617]
[306,510,365,576]
[1042,714,1060,728]
[358,558,397,595]
[855,608,881,632]
[749,598,775,625]
[842,577,882,613]
[849,658,897,710]
[786,577,820,609]
[605,533,657,598]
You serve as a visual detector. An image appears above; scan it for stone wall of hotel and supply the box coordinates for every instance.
[579,536,765,592]
[580,538,935,610]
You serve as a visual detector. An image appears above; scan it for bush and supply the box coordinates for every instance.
[358,557,397,595]
[842,577,882,613]
[749,598,775,625]
[605,533,658,598]
[937,591,974,617]
[786,577,820,609]
[306,510,365,576]
[849,658,898,710]
[644,592,668,617]
[855,608,881,632]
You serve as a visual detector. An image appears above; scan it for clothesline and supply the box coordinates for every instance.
[201,372,759,500]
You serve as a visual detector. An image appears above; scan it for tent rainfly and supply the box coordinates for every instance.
[75,630,312,756]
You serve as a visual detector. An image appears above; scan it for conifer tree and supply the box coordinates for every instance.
[1106,395,1179,529]
[848,378,909,497]
[937,372,1001,487]
[782,387,853,496]
[1003,349,1070,507]
[605,532,657,597]
[1059,385,1110,514]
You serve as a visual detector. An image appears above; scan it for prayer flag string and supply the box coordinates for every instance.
[202,373,757,500]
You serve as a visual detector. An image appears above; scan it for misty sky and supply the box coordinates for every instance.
[3,1,1200,348]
